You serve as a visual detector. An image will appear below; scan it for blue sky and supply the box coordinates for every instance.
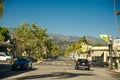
[0,0,120,38]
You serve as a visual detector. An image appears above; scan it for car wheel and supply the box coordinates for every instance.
[75,66,78,70]
[6,59,11,64]
[11,67,15,71]
[88,67,90,70]
[30,64,32,69]
[25,65,29,70]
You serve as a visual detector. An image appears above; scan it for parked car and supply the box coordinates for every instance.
[90,60,108,67]
[11,57,32,70]
[0,52,12,64]
[75,59,90,70]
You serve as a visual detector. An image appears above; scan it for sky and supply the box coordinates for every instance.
[0,0,120,38]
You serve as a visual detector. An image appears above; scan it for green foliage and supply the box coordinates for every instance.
[0,26,10,41]
[13,23,54,60]
[64,36,93,56]
[0,0,5,19]
[78,37,93,45]
[51,44,59,56]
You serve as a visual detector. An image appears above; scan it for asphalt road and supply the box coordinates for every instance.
[0,59,120,80]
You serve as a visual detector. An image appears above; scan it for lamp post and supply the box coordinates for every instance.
[114,0,120,15]
[108,35,113,70]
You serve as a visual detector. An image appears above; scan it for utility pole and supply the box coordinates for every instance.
[108,35,113,70]
[10,34,16,64]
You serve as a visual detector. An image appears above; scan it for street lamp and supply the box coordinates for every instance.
[116,10,120,15]
[108,35,113,70]
[114,0,120,15]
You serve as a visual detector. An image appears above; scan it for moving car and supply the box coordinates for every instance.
[11,57,32,70]
[75,59,90,70]
[0,52,12,64]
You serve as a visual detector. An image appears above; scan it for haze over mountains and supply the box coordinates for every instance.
[48,33,107,45]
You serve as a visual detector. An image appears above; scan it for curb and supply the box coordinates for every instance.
[110,70,120,74]
[107,69,120,74]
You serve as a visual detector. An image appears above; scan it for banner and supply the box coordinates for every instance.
[100,34,110,44]
[81,43,87,53]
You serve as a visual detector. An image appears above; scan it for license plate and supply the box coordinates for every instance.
[82,63,85,65]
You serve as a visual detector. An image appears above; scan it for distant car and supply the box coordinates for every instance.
[75,59,90,70]
[90,60,108,67]
[0,52,12,64]
[11,58,32,70]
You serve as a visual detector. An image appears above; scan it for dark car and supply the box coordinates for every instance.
[90,60,108,67]
[11,58,32,70]
[75,59,90,70]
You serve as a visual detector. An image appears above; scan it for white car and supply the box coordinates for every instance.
[0,52,12,63]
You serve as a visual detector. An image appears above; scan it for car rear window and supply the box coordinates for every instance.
[77,59,88,62]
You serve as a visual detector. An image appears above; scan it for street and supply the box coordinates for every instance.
[0,59,120,80]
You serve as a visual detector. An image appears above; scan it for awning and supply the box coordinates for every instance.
[92,51,109,56]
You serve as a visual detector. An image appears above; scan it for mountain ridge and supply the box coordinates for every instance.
[48,33,107,45]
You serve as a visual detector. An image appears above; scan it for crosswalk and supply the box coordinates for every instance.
[40,61,73,66]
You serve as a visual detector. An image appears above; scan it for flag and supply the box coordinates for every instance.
[100,34,110,44]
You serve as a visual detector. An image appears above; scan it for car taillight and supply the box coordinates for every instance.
[77,62,80,65]
[87,62,90,65]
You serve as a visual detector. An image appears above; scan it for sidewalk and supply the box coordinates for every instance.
[110,69,120,74]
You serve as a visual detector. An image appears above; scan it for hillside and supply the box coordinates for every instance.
[48,33,79,42]
[48,33,107,45]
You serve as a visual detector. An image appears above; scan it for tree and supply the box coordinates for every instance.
[51,44,59,56]
[64,36,93,56]
[13,23,50,60]
[31,23,48,59]
[0,0,5,19]
[0,26,9,41]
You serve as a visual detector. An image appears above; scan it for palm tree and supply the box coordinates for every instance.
[0,0,5,19]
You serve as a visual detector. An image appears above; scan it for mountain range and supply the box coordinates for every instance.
[48,33,107,45]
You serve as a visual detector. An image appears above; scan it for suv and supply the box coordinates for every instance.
[0,52,12,64]
[75,59,90,70]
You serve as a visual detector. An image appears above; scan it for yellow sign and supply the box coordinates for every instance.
[81,43,87,52]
